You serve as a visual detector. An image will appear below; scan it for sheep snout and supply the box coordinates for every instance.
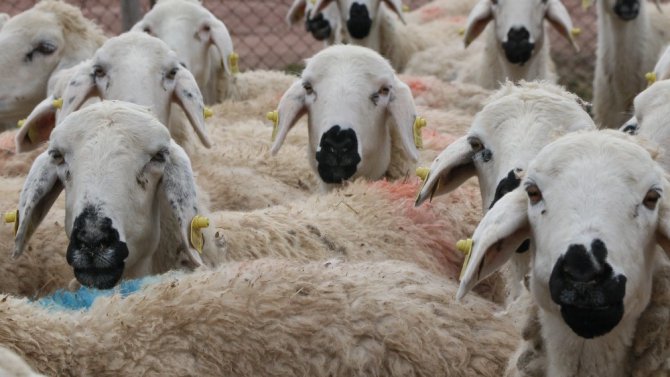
[315,125,361,184]
[614,0,640,21]
[305,10,333,41]
[549,240,627,339]
[502,27,535,65]
[347,3,372,39]
[66,206,128,290]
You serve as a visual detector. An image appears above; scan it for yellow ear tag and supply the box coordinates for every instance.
[646,72,657,86]
[416,167,430,182]
[52,97,63,109]
[189,215,209,254]
[402,4,410,12]
[309,0,316,4]
[413,116,427,149]
[582,0,593,9]
[570,27,581,37]
[228,53,239,75]
[456,238,473,280]
[203,107,214,119]
[17,119,26,128]
[458,27,465,36]
[4,210,18,236]
[267,110,279,141]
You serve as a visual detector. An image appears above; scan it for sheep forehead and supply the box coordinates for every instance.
[0,10,62,41]
[635,82,670,123]
[96,33,175,67]
[52,102,170,153]
[304,46,394,86]
[143,1,211,26]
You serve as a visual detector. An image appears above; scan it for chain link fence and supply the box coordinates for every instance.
[1,0,610,100]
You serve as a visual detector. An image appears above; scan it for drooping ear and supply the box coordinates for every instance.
[0,13,9,29]
[15,96,59,153]
[202,17,236,75]
[287,0,308,25]
[58,61,98,120]
[415,136,476,206]
[13,151,64,258]
[171,67,212,148]
[464,0,493,47]
[162,141,205,268]
[313,0,337,17]
[546,0,579,52]
[270,80,307,155]
[457,187,530,300]
[382,0,407,24]
[387,79,419,163]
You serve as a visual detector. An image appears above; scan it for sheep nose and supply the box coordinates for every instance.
[316,125,361,184]
[614,0,640,20]
[560,243,606,283]
[305,10,332,41]
[502,27,535,65]
[348,3,372,39]
[507,27,530,43]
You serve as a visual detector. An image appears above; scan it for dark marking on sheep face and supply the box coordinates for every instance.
[136,172,148,190]
[549,239,627,338]
[66,205,128,289]
[614,0,640,20]
[488,170,521,209]
[305,10,332,41]
[315,126,361,184]
[502,27,535,65]
[515,239,530,253]
[347,3,372,39]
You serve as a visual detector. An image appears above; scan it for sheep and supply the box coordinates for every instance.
[13,100,220,290]
[288,0,346,46]
[0,259,517,376]
[590,0,670,129]
[270,44,420,190]
[131,0,236,104]
[0,13,8,28]
[649,44,670,83]
[405,0,579,89]
[0,0,106,131]
[415,81,596,302]
[458,130,670,376]
[310,0,464,71]
[14,32,212,155]
[0,345,44,377]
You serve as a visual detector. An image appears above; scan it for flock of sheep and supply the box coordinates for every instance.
[1,0,670,375]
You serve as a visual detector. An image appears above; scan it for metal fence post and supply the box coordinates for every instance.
[121,0,142,31]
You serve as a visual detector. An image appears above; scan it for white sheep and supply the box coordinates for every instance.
[405,0,579,89]
[415,81,596,301]
[0,13,9,28]
[0,259,517,376]
[591,0,670,129]
[0,345,44,377]
[271,44,419,190]
[0,0,105,131]
[288,0,345,45]
[458,130,670,376]
[649,44,670,83]
[131,0,236,104]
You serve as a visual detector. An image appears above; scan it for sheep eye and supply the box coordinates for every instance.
[643,189,661,210]
[142,26,152,34]
[303,82,314,95]
[525,183,542,205]
[92,65,105,78]
[35,41,57,55]
[622,123,638,135]
[48,149,64,165]
[166,67,179,80]
[468,137,484,152]
[151,149,169,163]
[378,86,390,96]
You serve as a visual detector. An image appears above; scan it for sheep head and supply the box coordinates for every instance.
[288,0,341,42]
[13,101,206,289]
[464,0,579,65]
[312,0,405,40]
[271,45,418,187]
[459,130,670,342]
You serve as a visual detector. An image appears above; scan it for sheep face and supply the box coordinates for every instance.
[14,101,204,289]
[313,0,405,40]
[458,131,670,339]
[464,0,578,65]
[57,32,211,148]
[271,45,418,186]
[132,0,235,86]
[623,81,670,168]
[416,83,595,216]
[0,10,67,127]
[288,0,341,41]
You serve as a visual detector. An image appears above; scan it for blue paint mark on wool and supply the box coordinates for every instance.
[37,276,160,311]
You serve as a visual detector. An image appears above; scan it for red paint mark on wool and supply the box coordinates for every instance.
[422,128,457,151]
[419,6,447,22]
[405,77,430,96]
[0,131,16,153]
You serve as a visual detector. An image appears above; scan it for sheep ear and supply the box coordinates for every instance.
[13,151,63,258]
[313,0,336,17]
[415,136,476,206]
[162,141,205,268]
[203,18,235,75]
[387,79,419,163]
[59,62,98,120]
[656,180,670,254]
[287,0,307,25]
[457,188,530,300]
[546,0,579,52]
[171,68,212,148]
[15,96,59,153]
[270,80,307,155]
[382,0,407,24]
[0,13,8,29]
[464,0,493,47]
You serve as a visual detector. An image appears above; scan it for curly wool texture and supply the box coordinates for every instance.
[1,259,518,376]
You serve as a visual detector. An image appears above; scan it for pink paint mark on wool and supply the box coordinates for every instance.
[0,131,16,153]
[404,77,431,97]
[419,6,447,22]
[422,128,457,151]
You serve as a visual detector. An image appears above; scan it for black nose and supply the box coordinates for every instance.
[549,239,627,338]
[502,27,535,65]
[316,125,361,184]
[305,10,332,41]
[66,206,129,289]
[614,0,639,20]
[347,3,372,39]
